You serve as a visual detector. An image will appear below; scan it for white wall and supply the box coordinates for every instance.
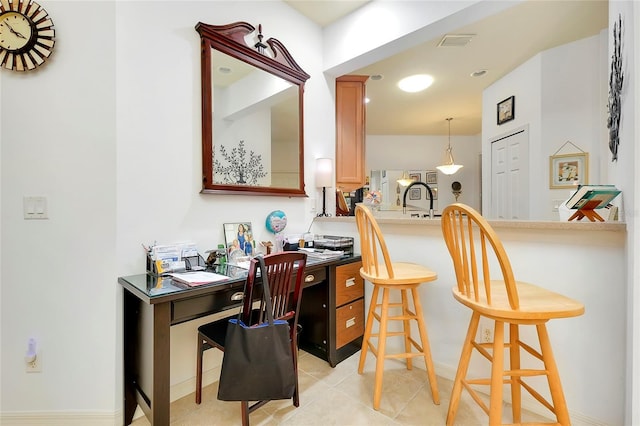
[1,0,117,417]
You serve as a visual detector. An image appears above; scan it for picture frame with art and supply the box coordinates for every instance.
[223,222,254,256]
[497,95,515,125]
[549,152,589,189]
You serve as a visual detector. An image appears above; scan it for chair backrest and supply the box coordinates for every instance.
[241,252,307,326]
[355,204,396,279]
[440,203,520,310]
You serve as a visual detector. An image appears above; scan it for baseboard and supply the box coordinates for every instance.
[0,411,121,426]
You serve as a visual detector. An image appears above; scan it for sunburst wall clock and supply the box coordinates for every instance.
[0,0,55,72]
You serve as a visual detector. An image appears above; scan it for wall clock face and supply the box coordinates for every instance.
[0,0,55,71]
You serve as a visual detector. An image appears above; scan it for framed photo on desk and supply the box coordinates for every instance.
[223,222,253,256]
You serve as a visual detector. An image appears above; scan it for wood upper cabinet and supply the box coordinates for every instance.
[336,75,368,192]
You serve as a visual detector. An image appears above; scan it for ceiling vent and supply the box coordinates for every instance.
[437,34,475,47]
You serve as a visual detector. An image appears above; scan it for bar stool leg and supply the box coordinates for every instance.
[447,312,480,426]
[401,289,413,370]
[359,285,379,374]
[373,288,391,410]
[489,320,505,425]
[537,323,570,425]
[411,287,439,404]
[509,323,522,423]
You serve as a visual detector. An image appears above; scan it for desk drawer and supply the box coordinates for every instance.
[172,285,244,324]
[336,298,364,349]
[302,266,326,287]
[335,261,363,306]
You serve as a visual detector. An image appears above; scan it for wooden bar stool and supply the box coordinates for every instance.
[354,205,440,410]
[441,203,585,425]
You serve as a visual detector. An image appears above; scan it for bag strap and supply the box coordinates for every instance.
[256,255,276,326]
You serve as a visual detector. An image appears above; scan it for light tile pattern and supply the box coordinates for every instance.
[132,350,552,425]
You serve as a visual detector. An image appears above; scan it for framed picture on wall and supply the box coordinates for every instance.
[409,172,420,182]
[497,96,515,125]
[549,152,589,189]
[425,171,437,184]
[409,187,421,200]
[430,186,438,201]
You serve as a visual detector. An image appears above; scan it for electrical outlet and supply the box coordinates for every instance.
[481,324,493,343]
[25,355,41,373]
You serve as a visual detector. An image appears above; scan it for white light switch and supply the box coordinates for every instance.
[23,196,48,220]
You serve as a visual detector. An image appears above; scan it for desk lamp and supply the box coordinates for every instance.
[316,158,333,217]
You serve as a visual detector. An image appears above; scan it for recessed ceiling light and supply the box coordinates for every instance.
[470,69,487,77]
[398,74,434,93]
[218,66,232,74]
[370,74,383,81]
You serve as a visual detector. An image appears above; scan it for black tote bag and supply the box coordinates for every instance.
[217,256,296,401]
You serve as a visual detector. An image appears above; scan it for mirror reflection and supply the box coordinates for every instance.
[211,50,299,188]
[196,22,309,196]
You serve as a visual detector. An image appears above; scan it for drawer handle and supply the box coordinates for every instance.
[230,292,244,301]
[305,274,315,283]
[345,277,355,287]
[346,317,356,328]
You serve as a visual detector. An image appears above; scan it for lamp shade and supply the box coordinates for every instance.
[315,158,333,188]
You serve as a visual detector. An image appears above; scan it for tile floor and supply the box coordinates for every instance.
[132,349,553,425]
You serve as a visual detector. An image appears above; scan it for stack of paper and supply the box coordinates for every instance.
[169,271,230,287]
[299,248,345,260]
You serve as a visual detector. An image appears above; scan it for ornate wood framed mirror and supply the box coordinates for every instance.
[196,22,310,196]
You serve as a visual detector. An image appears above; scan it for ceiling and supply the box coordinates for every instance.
[285,0,608,135]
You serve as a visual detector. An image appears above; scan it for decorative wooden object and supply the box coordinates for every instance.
[567,200,604,222]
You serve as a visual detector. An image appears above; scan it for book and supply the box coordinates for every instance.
[168,271,230,287]
[565,185,621,210]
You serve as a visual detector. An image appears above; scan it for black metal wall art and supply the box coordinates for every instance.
[607,14,624,162]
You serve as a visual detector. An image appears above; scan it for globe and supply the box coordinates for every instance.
[265,210,287,234]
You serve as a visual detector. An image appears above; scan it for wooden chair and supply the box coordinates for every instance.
[195,252,307,426]
[440,203,585,425]
[354,204,440,410]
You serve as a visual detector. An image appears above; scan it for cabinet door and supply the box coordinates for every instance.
[336,75,368,191]
[336,298,364,349]
[335,261,364,306]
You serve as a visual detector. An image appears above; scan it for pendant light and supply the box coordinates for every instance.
[397,170,414,187]
[436,117,463,175]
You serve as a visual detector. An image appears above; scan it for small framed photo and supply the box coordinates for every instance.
[497,95,515,125]
[409,187,421,200]
[549,153,589,189]
[409,172,420,182]
[425,171,437,185]
[430,186,438,201]
[223,222,254,256]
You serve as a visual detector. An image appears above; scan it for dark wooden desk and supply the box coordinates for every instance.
[119,254,362,426]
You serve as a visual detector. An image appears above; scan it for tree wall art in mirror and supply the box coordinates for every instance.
[195,22,310,196]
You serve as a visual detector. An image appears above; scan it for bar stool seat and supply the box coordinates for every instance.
[355,205,440,410]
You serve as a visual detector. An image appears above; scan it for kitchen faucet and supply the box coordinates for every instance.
[402,181,434,218]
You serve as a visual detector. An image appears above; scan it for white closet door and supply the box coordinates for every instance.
[490,127,529,219]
